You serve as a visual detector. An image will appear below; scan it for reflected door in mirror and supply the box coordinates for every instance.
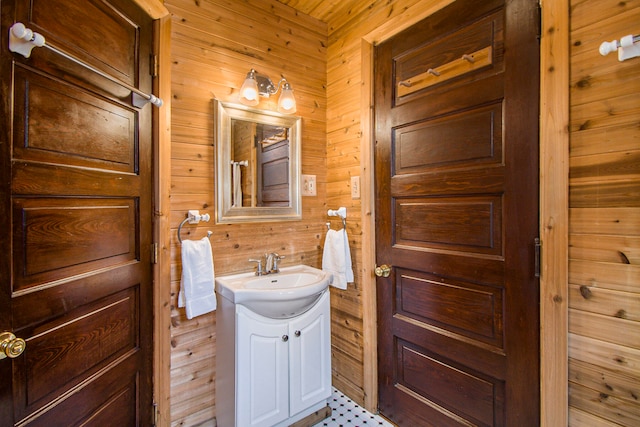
[231,121,291,208]
[257,124,290,207]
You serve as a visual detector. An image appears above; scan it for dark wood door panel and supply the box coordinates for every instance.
[261,157,289,203]
[389,74,505,127]
[394,14,502,81]
[391,315,507,380]
[258,139,290,206]
[12,262,143,331]
[393,102,503,174]
[394,9,505,106]
[376,0,540,425]
[395,268,504,347]
[394,339,505,427]
[12,163,143,196]
[12,197,139,292]
[16,360,140,427]
[391,248,505,286]
[12,66,138,173]
[395,195,503,255]
[15,0,141,86]
[391,167,505,197]
[14,288,138,413]
[11,0,153,108]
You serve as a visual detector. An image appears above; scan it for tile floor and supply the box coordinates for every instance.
[313,387,395,427]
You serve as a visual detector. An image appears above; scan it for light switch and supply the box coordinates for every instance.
[351,176,360,199]
[302,174,316,196]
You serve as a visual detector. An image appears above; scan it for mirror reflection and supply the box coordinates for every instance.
[214,100,301,223]
[231,121,290,208]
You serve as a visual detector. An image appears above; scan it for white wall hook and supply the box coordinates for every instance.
[178,210,211,243]
[9,22,45,58]
[327,207,347,219]
[188,210,210,224]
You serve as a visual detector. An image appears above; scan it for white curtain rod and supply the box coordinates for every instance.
[599,33,640,62]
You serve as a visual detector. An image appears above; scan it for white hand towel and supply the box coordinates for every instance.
[232,162,242,207]
[322,228,354,290]
[178,236,217,319]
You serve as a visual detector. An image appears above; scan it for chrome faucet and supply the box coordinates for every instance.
[265,253,275,273]
[264,252,285,274]
[271,253,284,273]
[248,258,264,276]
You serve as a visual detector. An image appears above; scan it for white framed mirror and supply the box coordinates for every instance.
[214,99,302,223]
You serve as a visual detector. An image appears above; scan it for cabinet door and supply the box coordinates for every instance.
[237,306,289,427]
[289,291,332,416]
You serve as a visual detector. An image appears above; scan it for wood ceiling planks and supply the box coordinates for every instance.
[276,0,362,24]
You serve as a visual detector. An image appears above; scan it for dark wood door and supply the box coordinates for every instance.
[0,0,154,425]
[374,0,540,425]
[257,137,290,207]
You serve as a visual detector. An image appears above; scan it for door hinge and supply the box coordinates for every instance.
[151,242,159,264]
[150,54,159,77]
[536,2,542,44]
[152,400,158,426]
[534,238,541,278]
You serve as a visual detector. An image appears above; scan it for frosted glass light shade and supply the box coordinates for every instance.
[239,74,259,106]
[277,83,296,114]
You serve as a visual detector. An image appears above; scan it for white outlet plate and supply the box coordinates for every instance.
[302,174,316,196]
[351,176,360,199]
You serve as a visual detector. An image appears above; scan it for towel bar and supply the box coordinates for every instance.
[9,22,163,107]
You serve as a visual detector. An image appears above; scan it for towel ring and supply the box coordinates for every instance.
[178,210,211,243]
[325,217,346,230]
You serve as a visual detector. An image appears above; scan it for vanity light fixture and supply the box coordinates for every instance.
[239,69,297,114]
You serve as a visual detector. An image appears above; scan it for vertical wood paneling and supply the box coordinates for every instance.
[164,1,327,425]
[153,10,173,426]
[569,1,640,426]
[540,3,570,425]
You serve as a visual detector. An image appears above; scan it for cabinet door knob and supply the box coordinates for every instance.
[282,335,289,342]
[294,330,301,337]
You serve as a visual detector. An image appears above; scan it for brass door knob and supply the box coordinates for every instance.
[374,264,392,278]
[0,332,26,360]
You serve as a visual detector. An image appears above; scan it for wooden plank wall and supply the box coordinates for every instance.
[539,0,569,424]
[568,1,640,425]
[163,1,327,425]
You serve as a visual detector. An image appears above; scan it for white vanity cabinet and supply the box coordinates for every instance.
[217,289,331,427]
